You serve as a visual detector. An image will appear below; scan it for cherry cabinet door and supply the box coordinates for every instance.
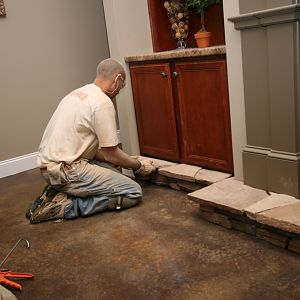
[130,63,180,161]
[174,60,233,173]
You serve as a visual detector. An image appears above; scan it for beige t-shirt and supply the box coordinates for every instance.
[37,83,118,170]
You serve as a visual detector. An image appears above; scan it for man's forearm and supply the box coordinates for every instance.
[95,147,141,170]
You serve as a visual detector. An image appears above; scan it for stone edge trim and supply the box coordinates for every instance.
[197,203,300,254]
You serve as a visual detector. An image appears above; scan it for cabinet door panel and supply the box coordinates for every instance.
[175,60,233,173]
[130,63,179,161]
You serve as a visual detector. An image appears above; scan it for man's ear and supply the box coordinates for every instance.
[115,74,122,82]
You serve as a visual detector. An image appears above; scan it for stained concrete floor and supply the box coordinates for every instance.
[1,169,300,300]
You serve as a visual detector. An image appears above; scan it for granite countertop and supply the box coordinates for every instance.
[124,45,226,63]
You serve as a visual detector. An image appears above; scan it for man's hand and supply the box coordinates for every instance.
[134,159,156,177]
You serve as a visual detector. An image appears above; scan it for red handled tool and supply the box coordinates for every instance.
[0,239,34,291]
[0,270,33,291]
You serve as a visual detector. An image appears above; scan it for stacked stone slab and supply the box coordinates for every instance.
[135,156,232,192]
[188,178,300,254]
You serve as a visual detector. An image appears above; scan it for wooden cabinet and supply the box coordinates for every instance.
[175,60,233,172]
[130,57,233,173]
[129,63,180,161]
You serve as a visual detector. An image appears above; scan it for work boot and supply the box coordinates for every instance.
[107,196,141,210]
[30,192,72,224]
[25,185,59,219]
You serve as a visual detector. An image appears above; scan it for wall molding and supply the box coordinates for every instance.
[228,4,300,30]
[243,145,271,156]
[268,150,300,161]
[0,152,38,178]
[244,145,300,161]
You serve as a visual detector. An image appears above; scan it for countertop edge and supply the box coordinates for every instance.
[124,45,226,63]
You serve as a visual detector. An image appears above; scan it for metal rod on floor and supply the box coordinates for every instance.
[0,238,30,268]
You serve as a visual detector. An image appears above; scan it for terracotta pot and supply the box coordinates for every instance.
[194,31,211,48]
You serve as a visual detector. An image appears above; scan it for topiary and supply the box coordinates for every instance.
[186,0,221,32]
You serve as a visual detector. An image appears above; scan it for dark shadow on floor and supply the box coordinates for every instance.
[1,168,300,300]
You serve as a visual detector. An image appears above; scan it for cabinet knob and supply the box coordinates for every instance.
[161,72,167,78]
[172,71,179,77]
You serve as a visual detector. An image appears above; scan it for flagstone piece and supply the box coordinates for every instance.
[288,239,300,254]
[256,228,288,248]
[244,193,299,220]
[195,169,232,185]
[176,179,205,192]
[255,202,300,234]
[199,204,215,212]
[188,178,269,215]
[231,219,256,235]
[137,156,178,169]
[169,182,181,190]
[159,164,201,182]
[150,173,171,186]
[199,210,232,229]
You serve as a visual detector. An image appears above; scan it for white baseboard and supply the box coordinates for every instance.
[0,130,122,179]
[0,152,38,178]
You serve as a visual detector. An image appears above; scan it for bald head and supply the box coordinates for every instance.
[96,58,125,80]
[94,58,126,98]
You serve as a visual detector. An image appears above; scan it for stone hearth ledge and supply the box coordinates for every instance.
[134,156,300,252]
[134,156,232,191]
[188,180,300,235]
[188,178,300,248]
[124,45,226,63]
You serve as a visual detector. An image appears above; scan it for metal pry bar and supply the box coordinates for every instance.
[0,239,30,269]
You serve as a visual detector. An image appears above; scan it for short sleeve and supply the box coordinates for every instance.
[93,105,119,147]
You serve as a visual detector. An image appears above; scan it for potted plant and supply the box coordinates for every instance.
[186,0,221,48]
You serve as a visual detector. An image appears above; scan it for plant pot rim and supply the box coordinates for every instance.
[194,31,211,38]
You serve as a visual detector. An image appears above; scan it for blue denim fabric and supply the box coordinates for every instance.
[41,159,142,219]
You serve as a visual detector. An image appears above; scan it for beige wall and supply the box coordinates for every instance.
[0,0,109,161]
[223,0,246,181]
[103,0,153,155]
